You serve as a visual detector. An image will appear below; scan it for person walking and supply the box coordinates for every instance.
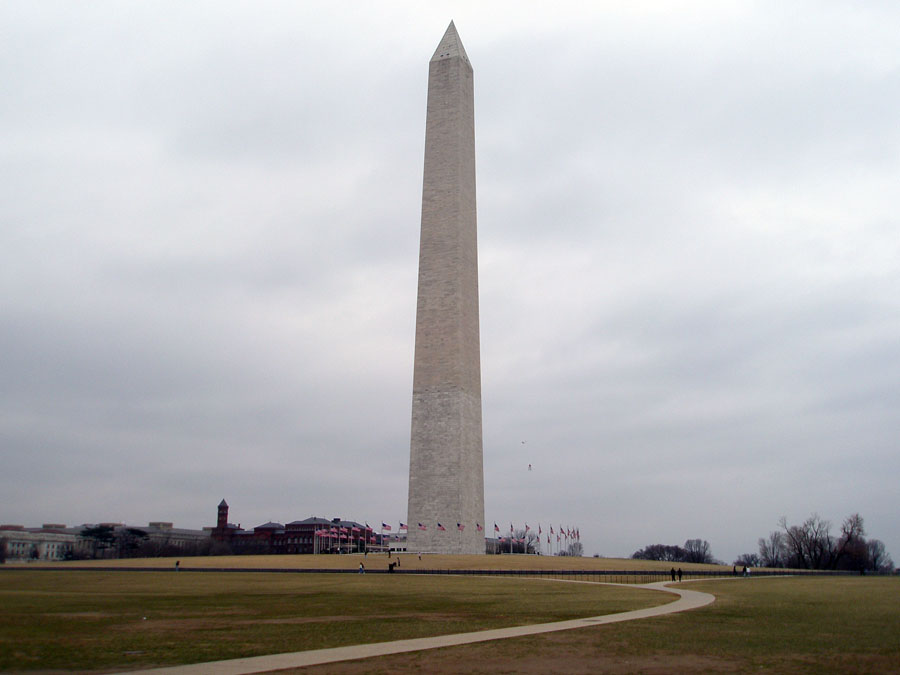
[670,567,676,582]
[358,563,365,574]
[677,568,683,582]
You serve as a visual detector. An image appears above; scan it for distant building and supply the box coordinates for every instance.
[0,524,87,561]
[209,500,376,554]
[0,520,209,562]
[1,500,385,561]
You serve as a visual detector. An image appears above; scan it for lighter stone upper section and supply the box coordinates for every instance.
[431,20,470,64]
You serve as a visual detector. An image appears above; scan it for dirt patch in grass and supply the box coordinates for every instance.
[46,612,114,619]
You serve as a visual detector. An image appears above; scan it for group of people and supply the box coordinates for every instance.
[359,557,403,573]
[669,567,683,582]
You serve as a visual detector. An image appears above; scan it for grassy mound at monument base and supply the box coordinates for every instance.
[31,552,729,573]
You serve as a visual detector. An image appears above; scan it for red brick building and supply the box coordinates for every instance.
[210,500,375,554]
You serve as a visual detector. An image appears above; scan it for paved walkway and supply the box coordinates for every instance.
[133,580,715,674]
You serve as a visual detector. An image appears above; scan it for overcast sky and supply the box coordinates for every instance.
[2,1,898,564]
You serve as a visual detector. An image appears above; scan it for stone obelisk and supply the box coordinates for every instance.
[406,22,485,555]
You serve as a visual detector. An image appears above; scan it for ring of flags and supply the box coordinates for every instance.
[312,523,581,553]
[363,522,580,549]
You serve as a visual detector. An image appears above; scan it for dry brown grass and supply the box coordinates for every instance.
[37,553,730,573]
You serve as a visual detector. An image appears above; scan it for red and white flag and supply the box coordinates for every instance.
[381,522,392,531]
[437,523,446,531]
[476,523,484,532]
[418,523,427,531]
[457,523,465,531]
[399,523,408,531]
[494,523,500,533]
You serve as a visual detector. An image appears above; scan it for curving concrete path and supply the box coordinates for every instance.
[132,581,715,674]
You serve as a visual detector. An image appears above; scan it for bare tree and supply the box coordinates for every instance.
[758,531,787,568]
[779,514,835,569]
[632,544,685,562]
[831,513,866,570]
[683,539,715,564]
[772,513,893,572]
[866,539,893,573]
[734,552,760,567]
[565,541,584,557]
[502,529,537,554]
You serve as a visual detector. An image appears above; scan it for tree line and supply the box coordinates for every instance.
[631,538,718,564]
[736,513,893,573]
[75,525,230,559]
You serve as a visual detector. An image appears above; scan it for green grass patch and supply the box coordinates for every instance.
[0,570,666,671]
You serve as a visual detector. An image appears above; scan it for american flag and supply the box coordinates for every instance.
[457,523,465,531]
[494,523,500,533]
[399,523,408,530]
[418,523,427,531]
[437,523,446,531]
[382,522,392,531]
[476,523,484,532]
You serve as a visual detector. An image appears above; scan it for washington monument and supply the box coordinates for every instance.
[406,22,485,555]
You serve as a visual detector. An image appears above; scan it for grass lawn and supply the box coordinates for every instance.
[0,569,667,672]
[296,576,900,674]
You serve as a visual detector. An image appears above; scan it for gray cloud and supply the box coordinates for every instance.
[2,2,898,563]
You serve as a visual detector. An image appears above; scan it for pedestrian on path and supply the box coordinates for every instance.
[358,563,365,574]
[677,568,683,582]
[670,568,676,582]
